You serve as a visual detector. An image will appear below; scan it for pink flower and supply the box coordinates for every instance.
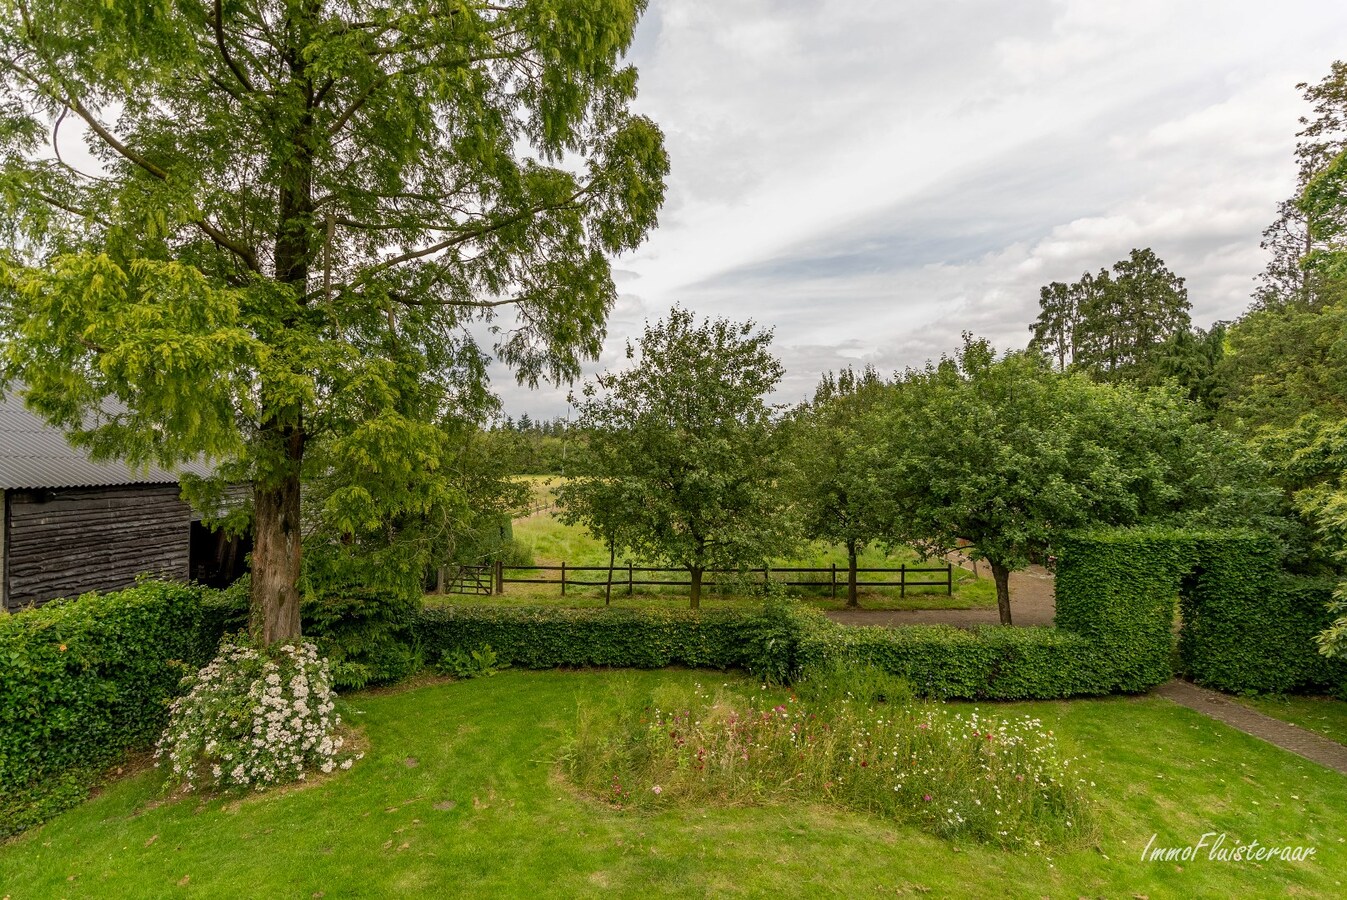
[922,794,932,802]
[652,785,663,795]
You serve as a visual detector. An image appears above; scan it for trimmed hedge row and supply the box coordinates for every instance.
[0,582,218,837]
[415,605,765,671]
[794,623,1097,700]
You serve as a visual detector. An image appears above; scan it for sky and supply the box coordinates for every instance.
[491,0,1347,420]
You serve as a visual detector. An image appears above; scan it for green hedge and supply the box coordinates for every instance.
[415,605,765,671]
[795,623,1097,700]
[0,582,217,837]
[1055,528,1198,693]
[1180,537,1347,694]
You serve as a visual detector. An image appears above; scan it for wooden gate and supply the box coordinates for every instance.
[444,564,493,596]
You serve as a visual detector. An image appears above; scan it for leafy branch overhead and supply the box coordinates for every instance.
[0,0,668,642]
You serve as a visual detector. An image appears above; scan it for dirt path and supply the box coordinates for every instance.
[1155,680,1347,775]
[825,563,1057,628]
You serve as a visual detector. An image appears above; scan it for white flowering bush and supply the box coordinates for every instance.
[156,634,360,792]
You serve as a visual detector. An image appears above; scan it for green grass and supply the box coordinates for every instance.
[1237,695,1347,746]
[496,507,996,610]
[2,670,1343,898]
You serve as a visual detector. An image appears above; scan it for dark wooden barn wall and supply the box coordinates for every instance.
[5,484,191,610]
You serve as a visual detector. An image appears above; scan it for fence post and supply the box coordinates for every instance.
[495,559,503,595]
[831,562,837,599]
[561,561,567,597]
[764,565,770,586]
[946,562,953,596]
[900,563,906,599]
[628,560,634,596]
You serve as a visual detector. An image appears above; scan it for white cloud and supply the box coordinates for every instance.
[494,0,1347,418]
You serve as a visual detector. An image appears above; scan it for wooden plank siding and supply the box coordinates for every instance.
[4,484,191,610]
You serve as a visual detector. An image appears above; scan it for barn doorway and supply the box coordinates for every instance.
[189,521,251,587]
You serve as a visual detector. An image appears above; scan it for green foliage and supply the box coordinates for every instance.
[1054,527,1347,696]
[736,592,819,684]
[1181,549,1347,695]
[795,623,1098,700]
[415,604,762,671]
[557,307,794,607]
[1055,529,1197,693]
[0,581,215,837]
[794,659,915,707]
[208,577,421,691]
[0,0,668,638]
[879,337,1275,623]
[781,366,890,606]
[435,644,510,679]
[1028,248,1192,381]
[562,680,1094,850]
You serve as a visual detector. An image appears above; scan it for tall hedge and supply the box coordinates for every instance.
[1054,528,1196,693]
[1180,533,1347,694]
[0,582,217,837]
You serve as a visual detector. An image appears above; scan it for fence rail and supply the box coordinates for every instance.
[484,561,953,598]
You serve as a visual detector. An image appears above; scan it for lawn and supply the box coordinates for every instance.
[2,670,1343,898]
[489,489,996,611]
[1238,695,1347,745]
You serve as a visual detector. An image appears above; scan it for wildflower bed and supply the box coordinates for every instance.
[563,680,1092,849]
[1,670,1341,899]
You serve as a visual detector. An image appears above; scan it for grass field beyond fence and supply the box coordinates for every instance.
[461,483,996,610]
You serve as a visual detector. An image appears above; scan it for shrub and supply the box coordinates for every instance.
[561,680,1094,849]
[156,634,359,792]
[795,623,1098,700]
[415,605,768,672]
[0,581,215,837]
[434,644,510,679]
[1054,528,1195,693]
[206,578,422,690]
[1181,569,1347,695]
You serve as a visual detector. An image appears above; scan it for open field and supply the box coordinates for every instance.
[1,669,1342,898]
[482,478,997,611]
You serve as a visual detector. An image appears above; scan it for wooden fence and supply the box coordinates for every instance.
[475,561,952,598]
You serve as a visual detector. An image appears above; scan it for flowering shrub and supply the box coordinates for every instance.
[562,681,1095,848]
[156,635,360,792]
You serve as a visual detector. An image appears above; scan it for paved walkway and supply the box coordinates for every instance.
[824,563,1057,628]
[1154,680,1347,775]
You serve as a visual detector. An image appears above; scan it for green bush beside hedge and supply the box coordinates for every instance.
[0,581,216,837]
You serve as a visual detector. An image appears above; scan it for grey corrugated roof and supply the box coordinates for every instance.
[0,388,214,490]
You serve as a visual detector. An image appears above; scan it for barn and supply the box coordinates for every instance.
[0,391,249,612]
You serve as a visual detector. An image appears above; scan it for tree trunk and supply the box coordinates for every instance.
[846,539,860,608]
[249,27,316,646]
[605,542,615,606]
[250,425,305,643]
[990,559,1013,626]
[689,566,703,609]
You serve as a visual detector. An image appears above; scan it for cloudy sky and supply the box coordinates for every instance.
[505,1,1347,418]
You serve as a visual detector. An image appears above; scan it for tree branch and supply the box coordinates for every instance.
[212,0,256,93]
